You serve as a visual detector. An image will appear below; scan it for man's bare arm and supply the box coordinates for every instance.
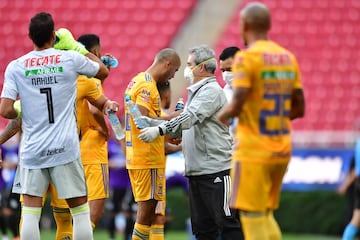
[0,119,21,145]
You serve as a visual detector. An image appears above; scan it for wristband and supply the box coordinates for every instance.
[158,126,164,136]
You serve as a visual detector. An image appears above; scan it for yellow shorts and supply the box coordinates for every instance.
[230,161,288,212]
[128,168,166,202]
[84,164,109,201]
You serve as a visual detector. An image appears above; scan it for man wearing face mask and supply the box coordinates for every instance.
[219,46,240,103]
[219,46,240,141]
[137,45,244,240]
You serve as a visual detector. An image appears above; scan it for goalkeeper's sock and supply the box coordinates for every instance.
[21,206,41,240]
[70,203,93,240]
[343,223,359,240]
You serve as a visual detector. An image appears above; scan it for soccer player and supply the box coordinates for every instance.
[216,2,306,240]
[0,12,113,239]
[76,33,114,229]
[124,48,181,240]
[138,45,244,240]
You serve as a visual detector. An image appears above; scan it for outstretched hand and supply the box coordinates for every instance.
[138,127,160,143]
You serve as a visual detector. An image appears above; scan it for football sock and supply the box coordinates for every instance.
[21,206,41,240]
[343,224,359,240]
[132,222,150,240]
[70,203,93,240]
[53,207,72,240]
[150,224,164,240]
[240,212,267,240]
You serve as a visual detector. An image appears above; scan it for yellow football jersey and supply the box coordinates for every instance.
[76,75,108,165]
[232,40,303,164]
[125,72,165,169]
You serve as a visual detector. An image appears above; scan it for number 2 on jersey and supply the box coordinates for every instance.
[259,93,290,135]
[40,88,54,123]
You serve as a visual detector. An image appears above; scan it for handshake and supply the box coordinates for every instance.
[53,28,89,55]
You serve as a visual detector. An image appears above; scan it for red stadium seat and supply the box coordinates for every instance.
[214,0,360,131]
[0,0,197,128]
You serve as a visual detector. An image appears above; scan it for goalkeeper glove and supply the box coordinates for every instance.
[54,28,89,55]
[134,116,165,129]
[138,126,161,143]
[13,100,21,119]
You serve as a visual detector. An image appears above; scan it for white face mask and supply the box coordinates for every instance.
[222,71,233,86]
[184,66,194,85]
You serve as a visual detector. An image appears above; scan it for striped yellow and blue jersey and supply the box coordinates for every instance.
[76,75,108,165]
[232,40,303,164]
[125,72,165,169]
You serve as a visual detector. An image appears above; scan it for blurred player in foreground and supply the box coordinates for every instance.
[217,2,305,240]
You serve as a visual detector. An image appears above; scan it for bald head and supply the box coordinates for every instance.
[155,48,180,65]
[241,2,271,33]
[148,48,181,83]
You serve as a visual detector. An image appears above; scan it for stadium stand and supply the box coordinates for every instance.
[214,0,360,145]
[0,0,196,128]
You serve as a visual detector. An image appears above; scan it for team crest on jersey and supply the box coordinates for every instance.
[96,82,100,90]
[140,88,151,103]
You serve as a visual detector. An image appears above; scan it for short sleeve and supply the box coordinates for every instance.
[1,61,18,100]
[232,51,252,89]
[70,51,100,78]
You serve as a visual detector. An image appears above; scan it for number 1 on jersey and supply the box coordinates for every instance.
[40,87,54,123]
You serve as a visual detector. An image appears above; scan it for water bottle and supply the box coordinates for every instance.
[107,109,125,140]
[175,98,184,111]
[125,96,149,129]
[101,56,118,68]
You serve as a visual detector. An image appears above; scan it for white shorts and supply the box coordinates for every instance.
[13,159,87,199]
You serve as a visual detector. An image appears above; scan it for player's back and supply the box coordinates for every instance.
[232,40,302,164]
[76,75,108,165]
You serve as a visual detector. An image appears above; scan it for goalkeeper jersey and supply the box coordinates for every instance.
[76,75,108,165]
[124,72,165,169]
[1,48,99,169]
[232,40,303,164]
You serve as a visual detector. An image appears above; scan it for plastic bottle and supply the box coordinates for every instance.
[101,56,119,68]
[107,109,125,140]
[125,96,149,129]
[175,98,185,111]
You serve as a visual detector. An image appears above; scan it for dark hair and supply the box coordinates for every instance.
[156,81,170,97]
[77,34,100,52]
[219,46,240,61]
[29,12,54,48]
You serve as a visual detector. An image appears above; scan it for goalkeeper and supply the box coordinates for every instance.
[0,12,110,240]
[137,45,244,240]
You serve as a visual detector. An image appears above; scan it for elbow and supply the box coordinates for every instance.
[0,110,14,119]
[95,66,109,81]
[290,108,305,120]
